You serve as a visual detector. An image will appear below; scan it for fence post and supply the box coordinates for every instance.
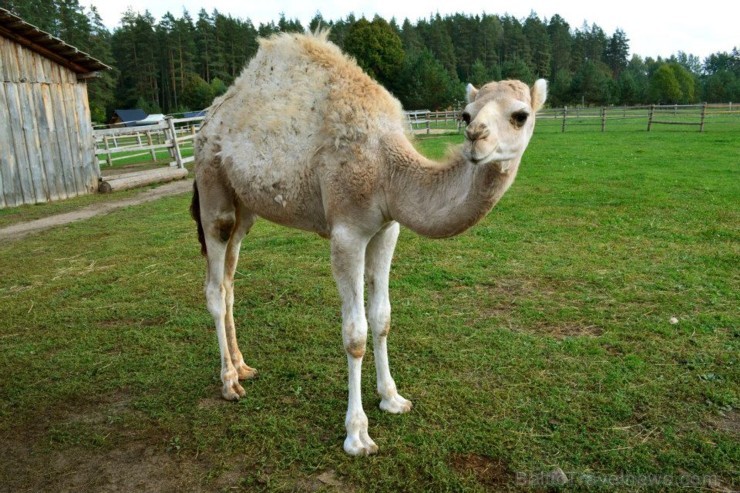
[103,136,112,166]
[166,116,184,169]
[426,112,430,135]
[699,102,707,132]
[562,106,567,133]
[146,131,156,161]
[601,107,606,132]
[647,105,655,132]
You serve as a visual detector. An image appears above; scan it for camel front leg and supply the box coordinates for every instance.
[331,226,377,456]
[366,222,412,414]
[205,231,245,401]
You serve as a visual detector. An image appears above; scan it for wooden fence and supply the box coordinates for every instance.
[91,103,737,177]
[404,103,738,134]
[406,110,463,134]
[93,115,202,169]
[536,103,738,132]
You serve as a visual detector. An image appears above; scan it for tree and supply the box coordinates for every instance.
[572,60,614,105]
[417,15,457,78]
[400,18,424,53]
[395,48,462,110]
[669,63,697,103]
[649,64,682,103]
[502,57,534,83]
[195,9,216,82]
[500,16,531,67]
[548,15,572,76]
[523,13,551,79]
[604,29,629,77]
[343,17,404,91]
[210,77,227,98]
[112,9,160,110]
[85,6,117,122]
[549,68,573,107]
[673,51,702,75]
[702,48,740,102]
[469,59,490,86]
[180,73,213,110]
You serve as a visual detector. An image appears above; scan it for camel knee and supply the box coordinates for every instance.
[345,339,366,358]
[375,320,390,338]
[369,306,391,337]
[343,322,367,358]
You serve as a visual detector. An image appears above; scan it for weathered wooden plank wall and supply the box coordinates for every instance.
[0,35,99,208]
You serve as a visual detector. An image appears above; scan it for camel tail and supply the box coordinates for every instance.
[190,180,207,256]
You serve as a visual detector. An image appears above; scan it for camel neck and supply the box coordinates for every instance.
[383,135,520,238]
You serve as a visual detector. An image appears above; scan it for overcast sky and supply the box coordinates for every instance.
[87,0,738,61]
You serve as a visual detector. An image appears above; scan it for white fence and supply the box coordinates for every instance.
[92,103,738,172]
[93,115,204,169]
[405,110,463,134]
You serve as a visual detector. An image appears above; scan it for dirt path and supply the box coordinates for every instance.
[0,179,193,242]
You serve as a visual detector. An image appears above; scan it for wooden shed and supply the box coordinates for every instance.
[0,8,110,209]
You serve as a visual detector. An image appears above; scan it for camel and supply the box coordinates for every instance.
[191,30,547,456]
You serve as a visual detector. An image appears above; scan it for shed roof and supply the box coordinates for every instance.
[112,109,148,126]
[135,113,165,125]
[0,7,110,75]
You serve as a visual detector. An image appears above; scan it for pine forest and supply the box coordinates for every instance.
[2,0,738,122]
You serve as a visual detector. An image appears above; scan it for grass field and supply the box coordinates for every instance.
[0,124,737,491]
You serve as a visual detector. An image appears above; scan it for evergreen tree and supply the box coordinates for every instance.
[500,16,531,67]
[604,29,630,77]
[502,57,534,83]
[548,15,572,76]
[400,18,424,53]
[195,9,216,83]
[523,13,551,79]
[417,15,457,78]
[343,17,405,91]
[572,60,614,105]
[396,48,462,110]
[85,6,116,121]
[549,68,573,107]
[478,15,503,73]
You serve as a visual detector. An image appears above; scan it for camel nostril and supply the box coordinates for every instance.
[461,112,471,125]
[466,123,489,142]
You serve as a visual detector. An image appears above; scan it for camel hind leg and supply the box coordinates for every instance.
[225,200,257,381]
[195,177,255,400]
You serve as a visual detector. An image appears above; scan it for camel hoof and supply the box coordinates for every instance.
[380,394,413,414]
[236,363,258,380]
[343,434,379,456]
[222,380,246,401]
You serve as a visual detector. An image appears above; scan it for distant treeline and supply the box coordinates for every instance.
[2,0,739,121]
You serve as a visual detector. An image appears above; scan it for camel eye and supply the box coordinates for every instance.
[511,111,529,128]
[461,111,471,125]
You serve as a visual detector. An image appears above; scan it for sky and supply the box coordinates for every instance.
[87,0,739,62]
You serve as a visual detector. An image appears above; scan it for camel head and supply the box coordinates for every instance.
[461,79,547,167]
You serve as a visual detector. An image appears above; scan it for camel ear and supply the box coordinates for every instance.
[466,83,478,103]
[531,79,548,112]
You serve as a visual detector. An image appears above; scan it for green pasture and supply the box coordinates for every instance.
[0,124,737,491]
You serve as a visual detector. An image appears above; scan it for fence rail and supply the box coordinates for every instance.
[93,116,202,169]
[92,103,737,170]
[403,103,737,134]
[535,103,737,132]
